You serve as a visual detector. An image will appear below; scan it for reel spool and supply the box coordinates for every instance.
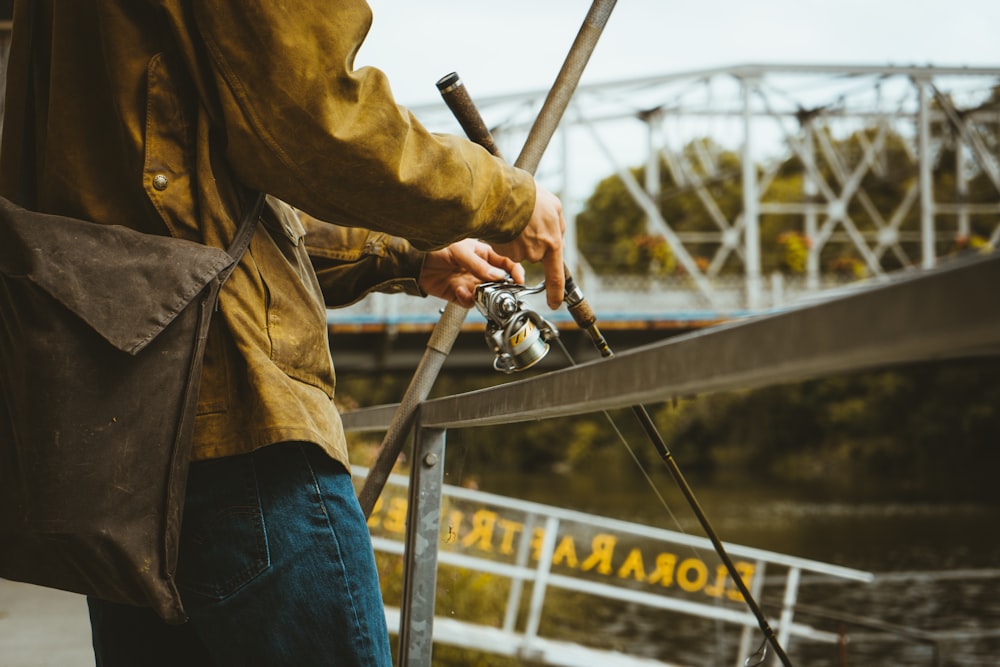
[473,280,558,374]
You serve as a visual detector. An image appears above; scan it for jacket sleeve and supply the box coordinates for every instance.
[298,210,428,309]
[178,0,536,250]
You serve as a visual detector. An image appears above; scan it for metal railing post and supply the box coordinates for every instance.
[916,77,936,269]
[741,75,763,311]
[776,566,802,661]
[521,515,561,659]
[503,512,538,634]
[735,560,768,667]
[398,423,447,666]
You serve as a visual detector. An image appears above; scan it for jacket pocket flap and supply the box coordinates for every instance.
[0,197,233,355]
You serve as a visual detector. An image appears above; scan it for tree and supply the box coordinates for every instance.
[577,113,998,279]
[576,139,745,276]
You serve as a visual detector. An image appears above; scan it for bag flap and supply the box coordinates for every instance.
[0,198,235,355]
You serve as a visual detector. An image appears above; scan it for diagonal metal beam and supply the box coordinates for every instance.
[582,115,722,309]
[931,84,1000,193]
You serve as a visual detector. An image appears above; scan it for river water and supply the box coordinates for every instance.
[455,461,1000,667]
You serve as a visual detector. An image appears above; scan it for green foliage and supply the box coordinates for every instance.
[777,231,810,273]
[343,358,1000,503]
[576,167,646,273]
[576,119,999,277]
[657,358,1000,500]
[577,139,746,275]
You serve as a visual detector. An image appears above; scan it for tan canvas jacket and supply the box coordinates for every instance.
[0,0,536,466]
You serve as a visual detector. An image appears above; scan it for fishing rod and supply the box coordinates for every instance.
[357,0,617,519]
[442,77,794,667]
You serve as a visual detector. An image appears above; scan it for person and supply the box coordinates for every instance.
[0,1,565,666]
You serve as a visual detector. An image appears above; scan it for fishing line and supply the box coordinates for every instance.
[446,71,794,665]
[476,279,791,666]
[552,333,768,667]
[550,336,695,548]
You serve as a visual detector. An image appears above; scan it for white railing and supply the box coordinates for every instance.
[353,466,871,667]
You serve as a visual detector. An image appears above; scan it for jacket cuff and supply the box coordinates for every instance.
[378,235,427,298]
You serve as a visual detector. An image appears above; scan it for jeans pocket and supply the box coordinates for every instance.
[176,454,270,604]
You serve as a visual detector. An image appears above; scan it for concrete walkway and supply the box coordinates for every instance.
[0,580,94,667]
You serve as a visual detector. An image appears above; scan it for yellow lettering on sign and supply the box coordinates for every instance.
[497,519,523,555]
[704,564,729,598]
[461,509,499,552]
[552,535,579,568]
[647,552,678,587]
[530,527,546,561]
[617,548,647,581]
[368,494,761,604]
[727,562,756,602]
[677,558,709,592]
[581,534,617,574]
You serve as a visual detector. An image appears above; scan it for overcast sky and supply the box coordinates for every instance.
[361,0,1000,105]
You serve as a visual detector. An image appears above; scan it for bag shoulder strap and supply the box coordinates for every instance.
[222,192,265,273]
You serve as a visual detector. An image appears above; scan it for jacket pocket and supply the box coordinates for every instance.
[254,200,336,396]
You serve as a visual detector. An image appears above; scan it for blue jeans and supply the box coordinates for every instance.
[88,442,393,666]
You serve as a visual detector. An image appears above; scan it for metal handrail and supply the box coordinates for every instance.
[343,252,999,433]
[341,252,1000,664]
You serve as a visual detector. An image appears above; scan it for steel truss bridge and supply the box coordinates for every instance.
[327,62,1000,370]
[409,62,1000,306]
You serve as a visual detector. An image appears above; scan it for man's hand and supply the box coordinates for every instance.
[419,239,525,308]
[491,181,566,309]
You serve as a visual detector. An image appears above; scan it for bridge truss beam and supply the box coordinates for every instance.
[408,63,1000,316]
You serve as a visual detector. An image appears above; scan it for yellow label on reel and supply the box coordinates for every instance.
[508,319,537,349]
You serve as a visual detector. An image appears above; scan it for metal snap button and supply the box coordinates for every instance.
[152,174,169,191]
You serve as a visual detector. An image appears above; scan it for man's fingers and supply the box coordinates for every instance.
[460,242,514,282]
[542,250,565,310]
[477,244,524,284]
[507,261,526,285]
[454,284,474,307]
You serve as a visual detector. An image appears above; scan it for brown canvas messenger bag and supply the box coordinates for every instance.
[0,1,264,624]
[0,193,263,624]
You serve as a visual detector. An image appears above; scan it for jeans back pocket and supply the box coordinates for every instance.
[176,453,270,604]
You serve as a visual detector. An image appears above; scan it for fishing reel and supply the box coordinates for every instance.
[473,279,558,374]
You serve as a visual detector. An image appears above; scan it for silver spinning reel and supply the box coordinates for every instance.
[473,279,558,374]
